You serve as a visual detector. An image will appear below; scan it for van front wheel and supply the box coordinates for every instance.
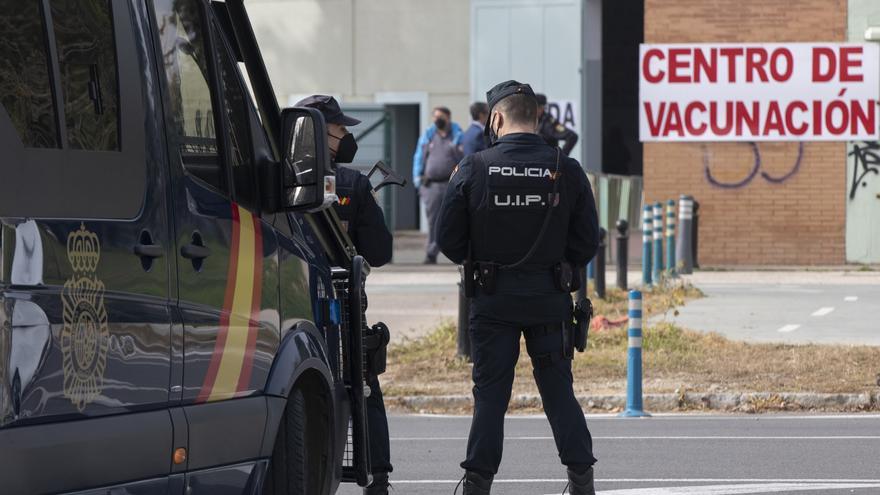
[263,383,330,495]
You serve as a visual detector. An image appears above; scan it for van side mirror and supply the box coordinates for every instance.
[277,107,335,211]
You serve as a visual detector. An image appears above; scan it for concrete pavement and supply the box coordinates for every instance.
[337,413,880,495]
[368,232,880,345]
[657,272,880,346]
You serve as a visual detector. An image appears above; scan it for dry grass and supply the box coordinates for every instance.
[382,281,880,406]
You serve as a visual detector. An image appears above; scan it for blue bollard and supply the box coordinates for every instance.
[620,290,650,417]
[587,259,595,280]
[666,199,676,275]
[641,206,652,286]
[652,202,663,283]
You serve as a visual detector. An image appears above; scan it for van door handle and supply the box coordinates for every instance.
[180,244,211,260]
[133,244,164,259]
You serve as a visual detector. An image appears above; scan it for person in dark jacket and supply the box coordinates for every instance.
[436,81,599,495]
[296,95,394,494]
[461,102,489,157]
[536,93,579,156]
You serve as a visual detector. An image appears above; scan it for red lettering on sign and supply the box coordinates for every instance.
[762,101,785,135]
[720,47,744,82]
[746,47,769,82]
[785,101,809,135]
[684,101,708,135]
[694,48,717,82]
[668,48,690,83]
[664,102,684,136]
[812,100,823,135]
[826,100,849,135]
[840,46,863,82]
[770,48,794,82]
[851,100,876,135]
[735,101,759,136]
[709,101,734,135]
[643,102,666,136]
[812,47,836,82]
[643,48,665,83]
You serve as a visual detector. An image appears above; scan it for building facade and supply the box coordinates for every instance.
[643,0,880,266]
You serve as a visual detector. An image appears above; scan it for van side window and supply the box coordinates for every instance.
[50,0,120,151]
[213,26,256,209]
[0,0,59,148]
[152,0,226,193]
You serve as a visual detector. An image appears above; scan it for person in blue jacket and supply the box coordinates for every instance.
[412,106,463,264]
[461,102,489,157]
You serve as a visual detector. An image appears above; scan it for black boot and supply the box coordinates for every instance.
[462,470,493,495]
[364,472,389,495]
[566,466,595,495]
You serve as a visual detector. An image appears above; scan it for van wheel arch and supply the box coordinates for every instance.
[262,369,334,495]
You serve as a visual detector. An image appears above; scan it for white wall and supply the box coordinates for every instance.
[245,0,472,126]
[471,0,585,159]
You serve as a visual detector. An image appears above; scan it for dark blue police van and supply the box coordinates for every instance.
[0,0,373,493]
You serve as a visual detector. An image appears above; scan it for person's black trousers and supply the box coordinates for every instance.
[367,376,393,474]
[460,317,597,476]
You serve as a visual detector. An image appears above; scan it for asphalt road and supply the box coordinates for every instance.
[337,414,880,495]
[658,281,880,346]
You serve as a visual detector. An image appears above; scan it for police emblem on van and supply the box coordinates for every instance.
[61,224,109,412]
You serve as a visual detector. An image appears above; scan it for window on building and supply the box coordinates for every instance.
[0,0,59,148]
[50,0,120,151]
[152,0,226,193]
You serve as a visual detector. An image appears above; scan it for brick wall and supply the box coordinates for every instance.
[644,0,848,266]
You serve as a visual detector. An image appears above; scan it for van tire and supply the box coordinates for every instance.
[263,384,330,495]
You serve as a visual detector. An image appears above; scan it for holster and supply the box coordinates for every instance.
[476,263,498,295]
[363,322,391,378]
[553,262,574,292]
[572,298,593,353]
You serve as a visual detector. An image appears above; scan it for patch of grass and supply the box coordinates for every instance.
[381,281,880,412]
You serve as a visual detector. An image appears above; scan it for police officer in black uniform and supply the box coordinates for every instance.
[536,93,579,156]
[436,81,599,495]
[297,95,394,494]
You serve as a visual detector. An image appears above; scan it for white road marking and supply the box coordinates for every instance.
[588,483,880,494]
[811,307,835,316]
[776,324,801,333]
[407,413,880,420]
[391,478,880,485]
[845,296,859,302]
[390,435,880,441]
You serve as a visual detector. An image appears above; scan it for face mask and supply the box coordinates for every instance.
[330,132,358,163]
[434,118,447,130]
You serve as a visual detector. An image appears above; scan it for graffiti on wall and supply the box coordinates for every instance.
[703,142,804,189]
[847,141,880,200]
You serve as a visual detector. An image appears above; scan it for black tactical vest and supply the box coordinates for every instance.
[470,149,571,267]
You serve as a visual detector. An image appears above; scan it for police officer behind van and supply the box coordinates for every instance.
[536,93,579,156]
[297,95,394,494]
[436,81,599,495]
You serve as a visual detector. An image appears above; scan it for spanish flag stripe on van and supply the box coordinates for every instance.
[197,204,264,403]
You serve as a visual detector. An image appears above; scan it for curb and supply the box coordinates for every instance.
[389,391,880,413]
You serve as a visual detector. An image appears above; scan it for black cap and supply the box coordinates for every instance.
[535,93,547,106]
[294,94,361,126]
[484,80,536,136]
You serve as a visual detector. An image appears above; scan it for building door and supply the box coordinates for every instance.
[846,3,880,263]
[846,141,880,263]
[471,0,583,159]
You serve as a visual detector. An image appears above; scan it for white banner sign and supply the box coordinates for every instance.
[639,43,880,141]
[546,99,578,131]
